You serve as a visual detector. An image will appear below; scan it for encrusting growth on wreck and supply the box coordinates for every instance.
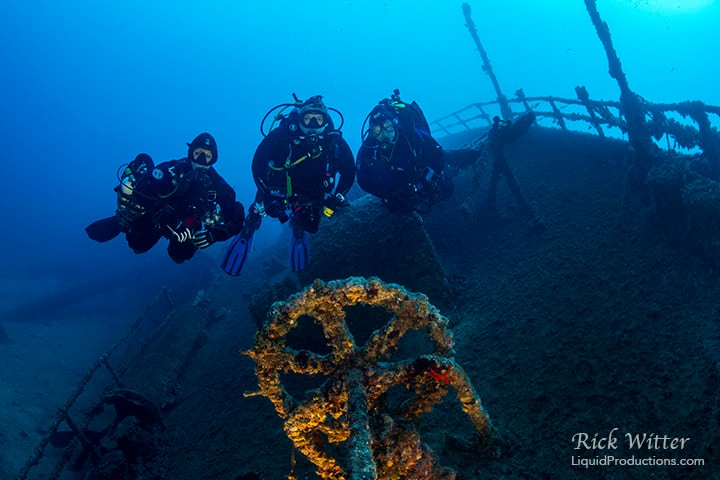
[244,277,494,479]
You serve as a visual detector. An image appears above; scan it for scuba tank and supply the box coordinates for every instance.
[115,153,154,226]
[118,153,153,193]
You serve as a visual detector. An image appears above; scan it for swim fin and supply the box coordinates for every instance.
[85,216,123,242]
[289,227,310,273]
[222,211,261,276]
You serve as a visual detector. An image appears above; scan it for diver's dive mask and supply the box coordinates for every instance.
[299,110,328,136]
[191,148,213,169]
[372,119,397,144]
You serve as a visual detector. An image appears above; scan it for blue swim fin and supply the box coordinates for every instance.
[222,211,261,276]
[289,228,310,273]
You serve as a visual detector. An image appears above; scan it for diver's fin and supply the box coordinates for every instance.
[222,231,255,276]
[289,229,310,273]
[85,216,123,243]
[222,211,261,276]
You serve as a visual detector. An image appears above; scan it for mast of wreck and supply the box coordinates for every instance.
[461,3,513,121]
[583,0,658,184]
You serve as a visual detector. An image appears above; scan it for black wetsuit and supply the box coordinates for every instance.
[356,101,478,214]
[251,117,355,234]
[128,158,244,263]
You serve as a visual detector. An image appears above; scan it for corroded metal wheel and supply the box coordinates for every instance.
[245,277,492,480]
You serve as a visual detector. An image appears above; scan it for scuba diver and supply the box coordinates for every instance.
[86,133,245,264]
[85,152,156,243]
[355,89,481,214]
[222,94,355,276]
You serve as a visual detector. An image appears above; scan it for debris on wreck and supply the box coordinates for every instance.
[244,276,494,479]
[449,2,720,265]
[459,110,544,231]
[13,289,178,480]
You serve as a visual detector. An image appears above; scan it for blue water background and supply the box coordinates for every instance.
[0,0,717,304]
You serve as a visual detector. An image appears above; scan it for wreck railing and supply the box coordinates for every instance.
[14,288,176,480]
[431,87,720,155]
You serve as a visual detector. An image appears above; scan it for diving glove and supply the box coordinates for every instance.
[323,193,348,218]
[167,221,192,243]
[192,229,214,248]
[264,200,289,223]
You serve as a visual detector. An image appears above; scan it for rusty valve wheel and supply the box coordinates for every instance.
[245,277,494,480]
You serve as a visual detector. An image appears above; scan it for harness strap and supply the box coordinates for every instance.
[268,144,325,198]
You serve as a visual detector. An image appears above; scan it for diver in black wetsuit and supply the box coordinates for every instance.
[222,95,355,275]
[86,133,245,264]
[356,90,482,214]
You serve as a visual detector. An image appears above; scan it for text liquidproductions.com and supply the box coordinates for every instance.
[571,455,705,468]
